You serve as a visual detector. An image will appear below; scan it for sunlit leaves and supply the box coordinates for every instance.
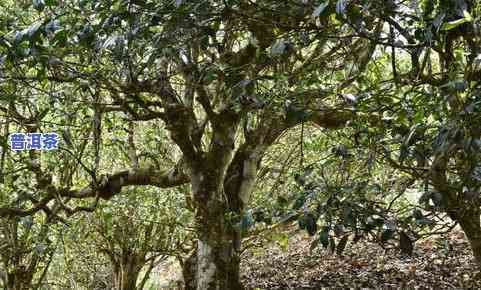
[336,0,347,15]
[271,39,291,56]
[441,10,473,31]
[412,209,434,226]
[14,22,43,44]
[33,0,45,12]
[240,210,255,234]
[312,1,329,18]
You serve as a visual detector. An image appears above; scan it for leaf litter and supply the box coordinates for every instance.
[241,229,481,289]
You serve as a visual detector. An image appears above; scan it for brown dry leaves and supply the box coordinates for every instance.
[241,230,481,289]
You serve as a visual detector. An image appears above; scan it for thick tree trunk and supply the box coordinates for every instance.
[431,150,481,272]
[5,270,33,290]
[183,212,243,290]
[3,264,36,290]
[196,226,242,290]
[191,175,243,290]
[457,208,481,271]
[184,116,277,289]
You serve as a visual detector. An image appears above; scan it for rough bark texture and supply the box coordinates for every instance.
[457,209,481,271]
[112,255,142,290]
[431,147,481,272]
[192,180,244,290]
[181,250,197,290]
[186,113,324,289]
[5,270,33,290]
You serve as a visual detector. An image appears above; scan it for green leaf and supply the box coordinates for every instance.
[319,226,330,248]
[0,37,12,49]
[399,231,413,256]
[463,10,473,21]
[334,224,344,236]
[305,213,317,236]
[27,22,43,40]
[36,67,47,81]
[312,1,329,18]
[277,195,289,208]
[381,229,395,242]
[241,210,254,232]
[441,10,473,31]
[34,243,47,254]
[271,39,287,56]
[279,211,299,224]
[272,232,289,250]
[103,211,113,230]
[33,0,46,11]
[45,0,58,5]
[297,214,306,230]
[336,0,346,15]
[52,30,67,46]
[78,24,95,46]
[292,194,306,210]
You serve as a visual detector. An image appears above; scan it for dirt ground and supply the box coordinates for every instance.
[151,228,480,289]
[241,230,481,289]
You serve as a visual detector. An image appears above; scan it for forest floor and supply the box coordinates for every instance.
[153,228,481,289]
[241,228,481,289]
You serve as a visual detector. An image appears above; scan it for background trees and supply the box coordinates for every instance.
[0,0,481,289]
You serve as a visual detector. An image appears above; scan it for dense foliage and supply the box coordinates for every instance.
[1,0,481,289]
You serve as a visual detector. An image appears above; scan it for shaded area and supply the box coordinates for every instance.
[242,230,481,289]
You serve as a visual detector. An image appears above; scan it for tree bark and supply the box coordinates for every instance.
[5,268,33,290]
[112,255,142,290]
[188,116,288,289]
[457,208,481,271]
[182,202,243,290]
[181,249,197,290]
[196,235,242,290]
[192,183,244,290]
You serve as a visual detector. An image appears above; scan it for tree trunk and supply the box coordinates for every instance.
[5,269,33,290]
[457,208,481,271]
[184,116,276,289]
[196,226,242,290]
[5,274,22,290]
[181,249,197,290]
[191,176,244,290]
[112,256,142,290]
